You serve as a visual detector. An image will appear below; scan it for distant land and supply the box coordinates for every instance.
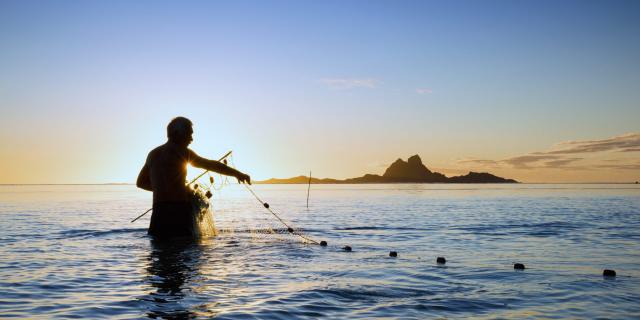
[257,155,518,184]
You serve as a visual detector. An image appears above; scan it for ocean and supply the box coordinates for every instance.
[1,184,639,319]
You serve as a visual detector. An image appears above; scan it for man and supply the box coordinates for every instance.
[137,117,251,238]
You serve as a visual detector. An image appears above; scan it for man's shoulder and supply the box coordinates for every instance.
[149,142,192,159]
[147,143,170,158]
[149,144,165,154]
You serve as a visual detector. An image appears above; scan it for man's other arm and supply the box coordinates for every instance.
[136,157,153,191]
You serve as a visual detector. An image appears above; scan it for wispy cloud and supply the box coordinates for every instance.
[593,163,640,170]
[547,133,640,154]
[542,158,584,168]
[416,88,433,95]
[458,132,640,171]
[457,158,501,167]
[319,78,378,89]
[503,154,560,169]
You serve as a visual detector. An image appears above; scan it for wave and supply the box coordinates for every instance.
[57,228,147,239]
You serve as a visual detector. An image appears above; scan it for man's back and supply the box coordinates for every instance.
[146,142,191,203]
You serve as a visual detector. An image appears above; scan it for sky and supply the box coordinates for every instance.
[0,0,638,183]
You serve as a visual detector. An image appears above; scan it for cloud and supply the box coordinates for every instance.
[459,132,640,172]
[542,158,584,168]
[593,163,640,170]
[416,88,433,95]
[457,158,500,166]
[548,132,640,154]
[320,78,378,89]
[490,155,584,169]
[502,154,560,169]
[462,155,588,170]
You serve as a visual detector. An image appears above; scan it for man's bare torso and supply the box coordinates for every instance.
[146,142,192,203]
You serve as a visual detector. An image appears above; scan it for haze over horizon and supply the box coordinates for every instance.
[1,0,638,184]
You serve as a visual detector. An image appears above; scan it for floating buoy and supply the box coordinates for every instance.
[263,202,270,209]
[205,191,212,198]
[389,251,398,257]
[437,257,446,264]
[343,246,352,252]
[287,227,294,233]
[603,269,616,277]
[320,241,327,246]
[514,263,525,270]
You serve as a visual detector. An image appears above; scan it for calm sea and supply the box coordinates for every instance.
[1,184,639,319]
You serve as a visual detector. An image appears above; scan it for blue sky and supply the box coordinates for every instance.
[1,0,639,183]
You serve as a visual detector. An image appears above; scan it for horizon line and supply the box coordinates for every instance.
[0,182,638,186]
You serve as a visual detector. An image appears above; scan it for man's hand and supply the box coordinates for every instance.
[236,172,251,185]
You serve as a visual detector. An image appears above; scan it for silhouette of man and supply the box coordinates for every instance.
[137,117,250,238]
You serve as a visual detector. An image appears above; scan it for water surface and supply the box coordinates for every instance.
[1,184,639,319]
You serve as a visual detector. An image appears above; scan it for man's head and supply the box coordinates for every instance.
[167,117,193,146]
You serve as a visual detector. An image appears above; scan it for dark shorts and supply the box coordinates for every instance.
[148,201,194,239]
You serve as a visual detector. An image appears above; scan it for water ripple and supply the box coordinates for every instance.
[1,184,639,319]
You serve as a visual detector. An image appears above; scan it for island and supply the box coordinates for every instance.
[257,155,517,184]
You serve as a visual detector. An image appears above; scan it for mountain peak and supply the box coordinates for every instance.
[383,154,441,180]
[407,154,422,165]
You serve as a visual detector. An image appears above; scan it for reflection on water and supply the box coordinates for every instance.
[144,238,203,319]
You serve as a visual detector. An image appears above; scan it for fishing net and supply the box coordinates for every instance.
[213,205,314,244]
[190,188,216,238]
[191,185,316,244]
[187,154,319,244]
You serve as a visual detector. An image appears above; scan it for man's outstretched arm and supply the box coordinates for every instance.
[189,150,251,184]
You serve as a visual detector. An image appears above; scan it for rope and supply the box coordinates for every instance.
[242,183,320,245]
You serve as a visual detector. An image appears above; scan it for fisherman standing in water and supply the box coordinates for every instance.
[136,117,251,238]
